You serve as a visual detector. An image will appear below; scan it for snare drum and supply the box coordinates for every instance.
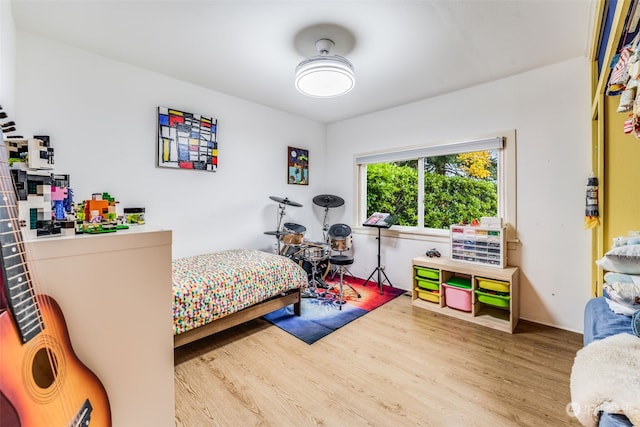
[304,243,330,262]
[328,223,352,252]
[282,222,306,245]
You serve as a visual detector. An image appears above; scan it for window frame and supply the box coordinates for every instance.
[353,130,517,242]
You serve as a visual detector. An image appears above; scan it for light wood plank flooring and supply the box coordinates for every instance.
[174,293,583,426]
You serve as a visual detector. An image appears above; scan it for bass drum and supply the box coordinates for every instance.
[282,244,305,260]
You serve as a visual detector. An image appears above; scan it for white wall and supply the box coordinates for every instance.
[0,0,16,117]
[325,57,593,332]
[15,31,326,259]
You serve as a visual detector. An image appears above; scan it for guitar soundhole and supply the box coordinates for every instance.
[32,348,58,389]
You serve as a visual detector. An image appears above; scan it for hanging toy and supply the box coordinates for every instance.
[585,174,600,229]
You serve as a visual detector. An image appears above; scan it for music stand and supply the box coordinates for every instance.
[362,214,396,294]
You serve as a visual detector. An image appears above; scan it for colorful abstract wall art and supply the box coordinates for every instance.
[157,107,218,171]
[288,146,308,185]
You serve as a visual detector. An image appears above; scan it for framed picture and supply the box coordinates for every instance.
[288,146,308,185]
[157,106,218,171]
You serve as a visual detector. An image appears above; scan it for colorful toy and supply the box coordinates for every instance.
[4,137,54,170]
[51,186,68,220]
[84,192,117,222]
[123,208,145,225]
[78,192,128,234]
[9,169,54,237]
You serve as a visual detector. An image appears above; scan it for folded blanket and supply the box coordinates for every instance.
[605,297,638,316]
[603,282,640,313]
[570,333,640,426]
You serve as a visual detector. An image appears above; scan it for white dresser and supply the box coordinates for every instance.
[24,227,174,427]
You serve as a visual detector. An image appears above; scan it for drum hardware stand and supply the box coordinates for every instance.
[310,194,346,289]
[302,253,330,298]
[312,194,345,243]
[363,222,394,294]
[265,196,303,255]
[328,258,361,300]
[321,205,331,243]
[275,203,287,255]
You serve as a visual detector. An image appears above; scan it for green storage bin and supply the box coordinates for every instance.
[415,266,439,280]
[475,289,510,308]
[445,277,471,289]
[415,277,439,291]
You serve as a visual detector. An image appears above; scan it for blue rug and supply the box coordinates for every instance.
[263,277,405,344]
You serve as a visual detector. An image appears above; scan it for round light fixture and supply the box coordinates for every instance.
[295,39,355,98]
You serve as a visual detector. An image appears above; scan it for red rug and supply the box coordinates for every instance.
[263,276,405,344]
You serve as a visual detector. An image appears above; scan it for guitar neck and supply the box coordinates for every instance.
[0,139,42,343]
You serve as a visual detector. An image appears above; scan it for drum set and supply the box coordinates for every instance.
[264,194,353,298]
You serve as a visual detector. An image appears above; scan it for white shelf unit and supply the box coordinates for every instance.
[450,225,506,268]
[412,256,519,333]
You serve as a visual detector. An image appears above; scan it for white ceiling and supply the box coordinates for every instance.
[11,0,595,124]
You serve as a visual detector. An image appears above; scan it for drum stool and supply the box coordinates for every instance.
[329,254,361,309]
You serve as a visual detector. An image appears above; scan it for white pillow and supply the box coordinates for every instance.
[596,244,640,274]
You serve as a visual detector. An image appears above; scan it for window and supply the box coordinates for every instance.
[356,131,516,238]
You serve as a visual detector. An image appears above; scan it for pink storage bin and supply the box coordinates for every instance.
[442,283,472,312]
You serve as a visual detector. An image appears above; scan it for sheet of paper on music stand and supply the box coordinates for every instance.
[364,212,391,226]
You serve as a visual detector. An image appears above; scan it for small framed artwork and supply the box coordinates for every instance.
[157,106,218,171]
[288,146,309,185]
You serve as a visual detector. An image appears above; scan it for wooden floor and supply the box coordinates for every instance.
[174,293,584,426]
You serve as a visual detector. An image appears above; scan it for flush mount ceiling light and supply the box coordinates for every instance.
[295,38,355,98]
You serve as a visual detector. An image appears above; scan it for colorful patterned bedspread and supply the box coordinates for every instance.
[173,249,308,335]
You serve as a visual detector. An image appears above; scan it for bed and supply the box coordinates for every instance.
[583,297,634,348]
[172,249,307,347]
[571,297,637,427]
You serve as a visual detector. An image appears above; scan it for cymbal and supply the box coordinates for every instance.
[269,196,302,207]
[264,230,284,236]
[283,222,306,233]
[312,194,344,208]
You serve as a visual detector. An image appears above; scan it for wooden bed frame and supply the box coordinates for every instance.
[174,288,301,348]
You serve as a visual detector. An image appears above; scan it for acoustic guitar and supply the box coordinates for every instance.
[0,136,111,426]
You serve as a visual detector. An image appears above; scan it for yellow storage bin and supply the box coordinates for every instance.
[476,277,510,293]
[415,277,439,291]
[415,266,439,280]
[416,288,440,303]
